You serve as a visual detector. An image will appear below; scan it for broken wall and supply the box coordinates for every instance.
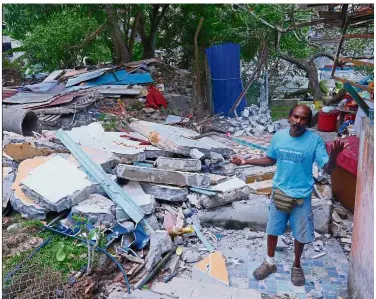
[348,118,374,299]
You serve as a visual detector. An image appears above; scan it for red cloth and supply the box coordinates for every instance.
[146,85,167,109]
[325,136,359,176]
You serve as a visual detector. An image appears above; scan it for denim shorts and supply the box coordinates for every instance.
[266,192,315,244]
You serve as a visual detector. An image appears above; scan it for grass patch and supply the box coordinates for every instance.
[271,106,291,121]
[3,231,89,282]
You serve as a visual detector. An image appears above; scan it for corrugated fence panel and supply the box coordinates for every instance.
[205,43,246,117]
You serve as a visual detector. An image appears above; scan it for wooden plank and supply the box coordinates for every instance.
[245,172,275,184]
[332,76,374,94]
[343,33,374,39]
[337,57,374,67]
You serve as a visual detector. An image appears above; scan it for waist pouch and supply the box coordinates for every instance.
[273,189,303,213]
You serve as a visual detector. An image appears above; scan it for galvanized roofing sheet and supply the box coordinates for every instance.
[65,70,105,88]
[2,92,57,104]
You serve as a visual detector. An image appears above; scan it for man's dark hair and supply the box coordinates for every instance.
[289,104,313,127]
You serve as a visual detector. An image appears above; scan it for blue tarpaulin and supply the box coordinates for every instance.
[205,43,246,117]
[84,70,154,86]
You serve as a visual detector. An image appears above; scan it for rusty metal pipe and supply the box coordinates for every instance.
[3,108,40,136]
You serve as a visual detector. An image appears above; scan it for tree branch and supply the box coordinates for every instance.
[129,10,141,58]
[68,22,107,51]
[309,52,335,62]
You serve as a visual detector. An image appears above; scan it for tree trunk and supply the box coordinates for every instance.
[142,35,156,59]
[307,63,323,101]
[105,5,131,65]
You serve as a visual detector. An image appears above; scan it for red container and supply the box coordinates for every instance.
[318,110,339,132]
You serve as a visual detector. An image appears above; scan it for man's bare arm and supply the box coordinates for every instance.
[323,139,345,175]
[230,156,276,167]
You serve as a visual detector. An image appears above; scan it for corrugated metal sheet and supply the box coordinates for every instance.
[23,81,65,93]
[83,70,128,86]
[3,92,56,104]
[2,89,18,100]
[43,70,65,82]
[65,70,105,87]
[113,73,154,85]
[205,43,246,117]
[97,85,141,95]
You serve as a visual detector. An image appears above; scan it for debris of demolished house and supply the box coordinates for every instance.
[2,58,358,298]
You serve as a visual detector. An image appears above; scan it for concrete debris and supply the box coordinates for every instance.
[314,184,333,201]
[182,249,201,263]
[208,174,227,185]
[186,193,201,208]
[312,252,327,259]
[198,195,269,230]
[3,133,68,162]
[140,183,188,202]
[10,156,51,219]
[190,148,205,160]
[308,289,324,299]
[200,178,251,209]
[332,210,343,223]
[116,164,210,187]
[209,162,236,176]
[7,223,23,232]
[210,152,224,164]
[122,181,156,214]
[71,194,115,225]
[144,214,162,231]
[155,156,201,172]
[129,120,234,157]
[68,146,120,173]
[340,238,352,244]
[3,167,15,211]
[313,240,324,252]
[276,238,289,251]
[20,156,101,212]
[245,231,265,240]
[248,179,273,193]
[312,198,333,234]
[145,230,173,270]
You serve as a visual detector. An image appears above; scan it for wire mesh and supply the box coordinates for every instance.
[2,258,79,299]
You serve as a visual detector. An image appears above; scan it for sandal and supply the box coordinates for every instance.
[253,261,277,280]
[291,266,305,286]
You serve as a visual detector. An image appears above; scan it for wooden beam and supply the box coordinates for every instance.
[332,76,374,95]
[343,82,371,115]
[343,33,374,38]
[337,57,374,67]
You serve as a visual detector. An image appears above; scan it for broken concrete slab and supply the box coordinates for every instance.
[208,174,227,185]
[71,194,115,224]
[3,133,68,162]
[155,156,201,172]
[198,195,269,230]
[140,183,188,202]
[20,156,101,212]
[116,165,210,187]
[190,148,205,160]
[68,146,120,173]
[210,152,225,164]
[130,120,234,157]
[312,198,333,234]
[145,230,173,270]
[182,248,201,263]
[3,167,15,211]
[10,156,50,219]
[122,181,156,214]
[200,178,251,209]
[248,179,273,193]
[144,214,161,231]
[187,193,201,208]
[209,162,236,176]
[192,251,229,286]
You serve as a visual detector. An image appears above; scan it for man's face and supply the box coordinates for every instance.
[288,106,310,135]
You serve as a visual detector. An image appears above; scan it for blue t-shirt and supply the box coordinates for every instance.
[266,128,329,198]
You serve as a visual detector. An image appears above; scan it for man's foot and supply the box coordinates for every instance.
[253,261,277,280]
[291,266,305,286]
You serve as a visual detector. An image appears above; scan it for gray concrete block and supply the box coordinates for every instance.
[155,157,201,172]
[10,192,48,220]
[116,165,210,187]
[140,183,188,202]
[312,198,333,234]
[198,195,270,230]
[145,230,173,270]
[200,178,251,209]
[190,148,205,160]
[71,194,115,225]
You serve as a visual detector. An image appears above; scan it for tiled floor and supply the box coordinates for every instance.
[213,231,349,299]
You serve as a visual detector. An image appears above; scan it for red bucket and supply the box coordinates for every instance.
[318,110,339,132]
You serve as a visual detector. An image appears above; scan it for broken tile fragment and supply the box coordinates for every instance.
[145,230,173,270]
[192,251,229,286]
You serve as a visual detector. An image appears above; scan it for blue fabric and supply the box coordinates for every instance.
[205,43,246,117]
[266,195,315,244]
[267,128,329,198]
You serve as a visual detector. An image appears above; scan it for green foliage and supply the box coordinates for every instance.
[56,242,73,262]
[319,80,329,96]
[271,106,291,121]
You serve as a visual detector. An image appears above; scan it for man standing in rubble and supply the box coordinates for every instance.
[231,105,345,286]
